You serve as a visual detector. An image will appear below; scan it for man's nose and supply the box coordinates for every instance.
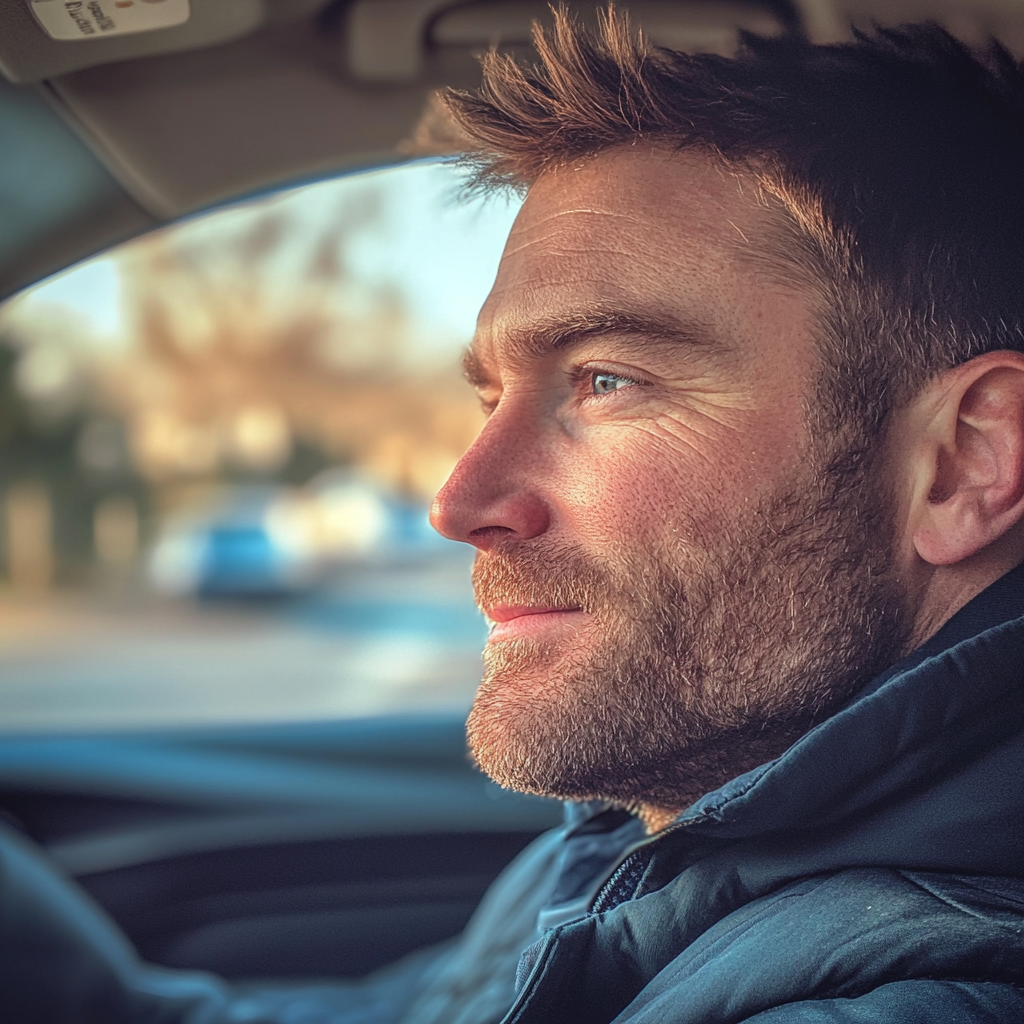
[430,414,551,551]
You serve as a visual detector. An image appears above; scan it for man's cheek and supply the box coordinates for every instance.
[558,448,688,549]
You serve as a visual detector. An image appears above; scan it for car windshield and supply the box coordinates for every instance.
[0,160,521,732]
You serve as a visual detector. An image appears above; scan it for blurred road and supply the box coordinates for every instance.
[0,549,487,732]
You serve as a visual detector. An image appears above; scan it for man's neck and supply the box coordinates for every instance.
[906,541,1024,652]
[633,717,823,834]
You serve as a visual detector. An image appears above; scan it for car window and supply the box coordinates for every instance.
[0,160,521,732]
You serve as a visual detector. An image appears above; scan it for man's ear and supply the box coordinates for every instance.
[910,351,1024,566]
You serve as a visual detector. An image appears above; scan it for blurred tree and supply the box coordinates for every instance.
[103,187,481,500]
[0,333,146,585]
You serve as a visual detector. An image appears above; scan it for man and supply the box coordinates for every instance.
[5,9,1024,1022]
[422,8,1024,1020]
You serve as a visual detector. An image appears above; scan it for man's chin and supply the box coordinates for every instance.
[466,659,583,796]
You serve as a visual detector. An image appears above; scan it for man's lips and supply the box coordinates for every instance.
[484,605,585,639]
[485,604,576,622]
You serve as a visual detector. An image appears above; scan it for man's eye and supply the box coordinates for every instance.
[591,371,636,395]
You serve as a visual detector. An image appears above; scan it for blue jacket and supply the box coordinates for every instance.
[504,562,1024,1022]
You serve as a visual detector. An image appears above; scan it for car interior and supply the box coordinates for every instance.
[1,0,1022,997]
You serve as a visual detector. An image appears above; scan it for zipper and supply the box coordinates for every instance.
[589,819,688,914]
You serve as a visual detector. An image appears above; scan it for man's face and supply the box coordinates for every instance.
[431,147,908,819]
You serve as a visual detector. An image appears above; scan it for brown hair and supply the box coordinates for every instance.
[441,7,1024,443]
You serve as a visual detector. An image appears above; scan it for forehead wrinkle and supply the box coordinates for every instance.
[463,307,723,391]
[504,206,664,252]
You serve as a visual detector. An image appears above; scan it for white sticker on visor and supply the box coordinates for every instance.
[29,0,190,41]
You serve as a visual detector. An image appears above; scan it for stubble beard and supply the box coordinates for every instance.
[466,444,912,815]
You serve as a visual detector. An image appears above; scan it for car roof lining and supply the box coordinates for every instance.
[3,0,1023,301]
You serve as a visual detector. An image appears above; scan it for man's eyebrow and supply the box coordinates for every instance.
[463,309,719,388]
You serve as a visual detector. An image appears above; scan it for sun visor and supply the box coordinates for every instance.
[0,0,325,83]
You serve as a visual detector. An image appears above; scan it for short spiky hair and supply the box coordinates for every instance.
[442,8,1024,439]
